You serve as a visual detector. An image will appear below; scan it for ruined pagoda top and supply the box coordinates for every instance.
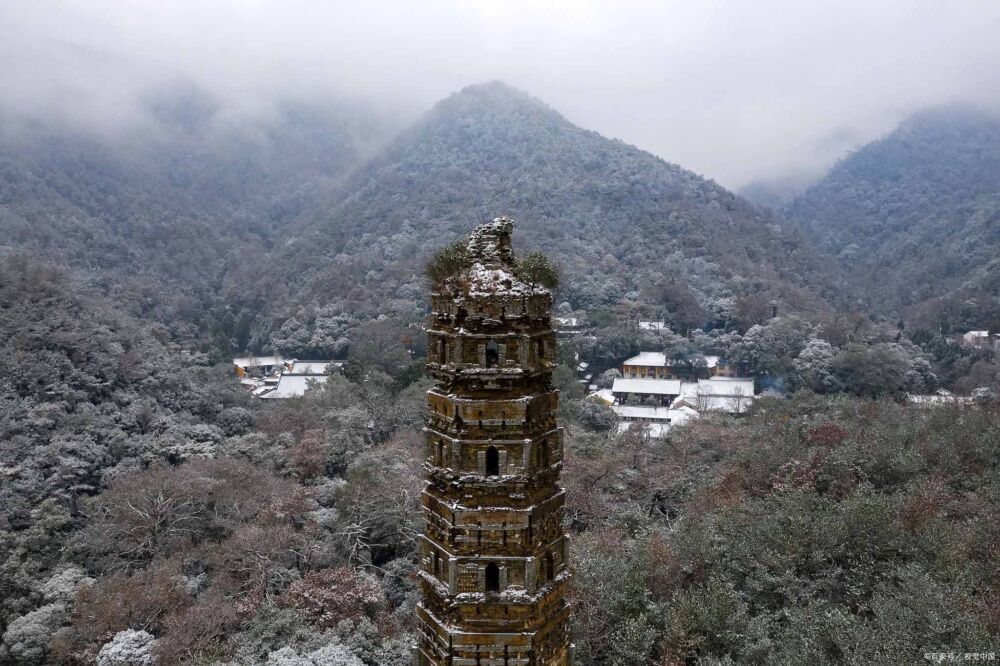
[452,217,551,299]
[467,217,515,266]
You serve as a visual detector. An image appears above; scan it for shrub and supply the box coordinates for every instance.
[515,251,560,289]
[279,567,385,629]
[425,241,471,285]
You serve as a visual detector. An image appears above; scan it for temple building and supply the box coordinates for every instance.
[415,218,572,665]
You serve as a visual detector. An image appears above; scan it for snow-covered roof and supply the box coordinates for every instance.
[965,330,989,337]
[623,352,721,368]
[613,405,677,421]
[614,405,699,435]
[257,374,329,399]
[617,422,671,437]
[611,378,682,395]
[590,388,615,405]
[624,351,667,366]
[638,321,668,331]
[287,361,332,375]
[555,316,579,327]
[670,378,756,413]
[233,355,284,368]
[680,377,755,397]
[907,389,972,405]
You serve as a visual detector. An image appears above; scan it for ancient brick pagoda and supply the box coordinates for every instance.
[414,218,571,665]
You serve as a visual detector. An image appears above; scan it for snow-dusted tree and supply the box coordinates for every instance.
[264,643,365,666]
[576,399,619,432]
[793,339,841,393]
[904,355,937,394]
[831,342,917,397]
[278,567,384,629]
[972,386,997,403]
[607,613,659,666]
[96,629,156,666]
[1,603,67,664]
[597,368,621,388]
[425,240,472,285]
[217,406,255,436]
[38,566,94,605]
[515,250,560,289]
[734,315,813,378]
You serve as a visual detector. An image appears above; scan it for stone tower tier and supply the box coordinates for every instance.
[424,424,564,483]
[418,532,568,605]
[416,598,571,666]
[430,291,553,329]
[420,487,566,556]
[432,269,550,316]
[426,325,557,393]
[418,570,570,632]
[426,389,559,438]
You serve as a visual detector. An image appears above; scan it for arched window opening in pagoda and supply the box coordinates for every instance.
[485,339,500,367]
[486,446,500,476]
[485,563,500,593]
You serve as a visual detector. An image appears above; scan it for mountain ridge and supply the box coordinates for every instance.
[783,104,1000,329]
[244,81,846,356]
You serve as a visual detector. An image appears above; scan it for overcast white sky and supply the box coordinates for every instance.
[2,1,999,188]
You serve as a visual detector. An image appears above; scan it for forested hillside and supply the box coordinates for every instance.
[784,106,1000,330]
[565,393,998,664]
[243,82,845,356]
[0,255,428,664]
[0,92,397,342]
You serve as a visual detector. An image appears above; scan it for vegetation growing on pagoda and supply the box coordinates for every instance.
[426,237,559,291]
[425,240,473,285]
[514,250,560,289]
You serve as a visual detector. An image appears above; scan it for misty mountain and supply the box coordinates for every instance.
[251,82,843,354]
[739,173,817,209]
[784,106,1000,329]
[0,93,398,337]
